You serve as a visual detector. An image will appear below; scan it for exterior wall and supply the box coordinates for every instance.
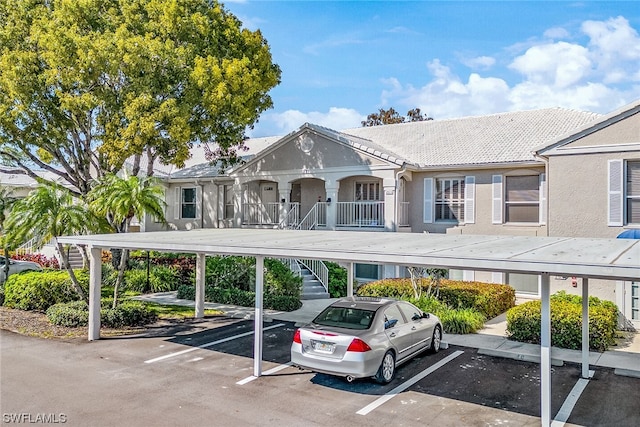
[406,167,548,236]
[565,113,639,148]
[241,134,388,175]
[547,152,640,238]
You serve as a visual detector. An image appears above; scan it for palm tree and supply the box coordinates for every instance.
[5,183,107,301]
[88,172,166,307]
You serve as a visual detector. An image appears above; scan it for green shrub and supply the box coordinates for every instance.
[264,259,302,298]
[176,284,302,312]
[409,296,485,334]
[124,266,178,294]
[202,255,254,291]
[358,278,515,319]
[3,270,88,311]
[326,261,348,298]
[46,301,90,327]
[177,284,195,300]
[506,293,618,351]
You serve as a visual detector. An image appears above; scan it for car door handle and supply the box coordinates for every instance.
[411,326,416,330]
[389,332,396,337]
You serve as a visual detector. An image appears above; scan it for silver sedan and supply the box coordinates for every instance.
[291,296,442,384]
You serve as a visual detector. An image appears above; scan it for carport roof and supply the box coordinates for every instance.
[57,229,640,281]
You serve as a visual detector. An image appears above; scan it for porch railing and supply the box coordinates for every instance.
[336,201,385,228]
[398,202,410,227]
[299,258,329,294]
[278,203,300,229]
[242,202,280,225]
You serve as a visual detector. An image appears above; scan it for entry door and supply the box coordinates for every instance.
[260,183,277,223]
[631,281,639,328]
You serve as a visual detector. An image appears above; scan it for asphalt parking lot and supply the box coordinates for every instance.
[2,318,639,426]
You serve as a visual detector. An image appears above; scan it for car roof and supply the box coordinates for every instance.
[327,296,399,311]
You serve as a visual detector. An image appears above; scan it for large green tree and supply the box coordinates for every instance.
[0,186,17,278]
[88,172,166,307]
[0,0,281,195]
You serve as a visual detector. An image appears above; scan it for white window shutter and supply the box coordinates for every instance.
[196,186,202,220]
[492,175,503,224]
[174,187,181,220]
[423,178,434,223]
[608,159,623,226]
[539,173,547,225]
[464,176,475,224]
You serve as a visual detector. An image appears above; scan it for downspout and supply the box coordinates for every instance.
[533,152,549,237]
[394,165,407,232]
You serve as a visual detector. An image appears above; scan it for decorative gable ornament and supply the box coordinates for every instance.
[297,134,314,153]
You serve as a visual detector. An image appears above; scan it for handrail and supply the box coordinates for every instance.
[278,203,300,229]
[299,258,329,294]
[296,203,318,230]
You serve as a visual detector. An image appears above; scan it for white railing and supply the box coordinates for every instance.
[278,258,302,276]
[15,236,40,255]
[278,203,300,229]
[336,201,385,228]
[242,202,280,225]
[299,258,329,294]
[398,202,410,227]
[297,204,318,230]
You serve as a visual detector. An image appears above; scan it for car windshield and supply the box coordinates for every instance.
[313,307,376,330]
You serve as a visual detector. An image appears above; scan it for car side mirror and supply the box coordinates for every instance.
[422,312,430,319]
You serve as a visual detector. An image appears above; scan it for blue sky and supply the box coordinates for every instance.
[224,1,640,137]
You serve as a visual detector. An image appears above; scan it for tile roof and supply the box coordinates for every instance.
[342,108,602,168]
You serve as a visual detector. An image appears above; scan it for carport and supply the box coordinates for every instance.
[57,229,640,427]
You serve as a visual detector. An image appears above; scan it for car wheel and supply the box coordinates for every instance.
[375,350,395,384]
[429,325,442,354]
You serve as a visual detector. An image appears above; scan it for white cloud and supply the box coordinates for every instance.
[509,42,591,88]
[252,107,364,136]
[374,16,640,120]
[461,55,496,70]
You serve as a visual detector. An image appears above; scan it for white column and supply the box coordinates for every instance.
[195,253,205,318]
[347,262,354,297]
[278,186,291,227]
[253,256,264,377]
[581,277,590,379]
[88,246,102,341]
[325,184,339,230]
[233,182,243,228]
[540,273,551,427]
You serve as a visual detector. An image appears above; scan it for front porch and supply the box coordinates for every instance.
[241,200,410,230]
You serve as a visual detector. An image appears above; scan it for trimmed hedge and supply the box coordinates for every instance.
[326,261,348,298]
[409,296,486,334]
[357,278,515,319]
[506,292,618,351]
[47,300,157,328]
[176,284,302,312]
[3,270,89,311]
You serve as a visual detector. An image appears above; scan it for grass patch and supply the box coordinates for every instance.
[144,303,223,319]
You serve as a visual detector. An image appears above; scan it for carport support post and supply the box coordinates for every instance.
[347,262,354,297]
[253,256,264,377]
[195,253,205,319]
[540,273,551,427]
[581,278,590,379]
[88,246,102,341]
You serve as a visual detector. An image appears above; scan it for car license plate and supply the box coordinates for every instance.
[311,340,334,353]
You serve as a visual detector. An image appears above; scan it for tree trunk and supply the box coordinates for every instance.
[77,244,90,269]
[2,244,9,279]
[56,242,88,303]
[112,248,129,309]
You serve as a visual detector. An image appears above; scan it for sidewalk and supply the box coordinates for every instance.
[135,292,640,378]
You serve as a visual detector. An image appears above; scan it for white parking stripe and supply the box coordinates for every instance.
[236,362,293,385]
[144,323,286,364]
[551,369,594,426]
[356,350,464,416]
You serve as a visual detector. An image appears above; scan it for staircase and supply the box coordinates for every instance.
[65,246,84,269]
[300,262,330,300]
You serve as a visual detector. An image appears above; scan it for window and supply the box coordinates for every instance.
[355,263,379,281]
[181,187,196,219]
[355,182,381,201]
[627,161,640,224]
[504,175,540,223]
[223,185,234,219]
[436,178,465,221]
[424,176,475,224]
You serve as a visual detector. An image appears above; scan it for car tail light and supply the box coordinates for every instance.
[347,338,372,352]
[293,329,302,344]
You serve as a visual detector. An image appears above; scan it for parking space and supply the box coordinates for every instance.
[2,318,639,426]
